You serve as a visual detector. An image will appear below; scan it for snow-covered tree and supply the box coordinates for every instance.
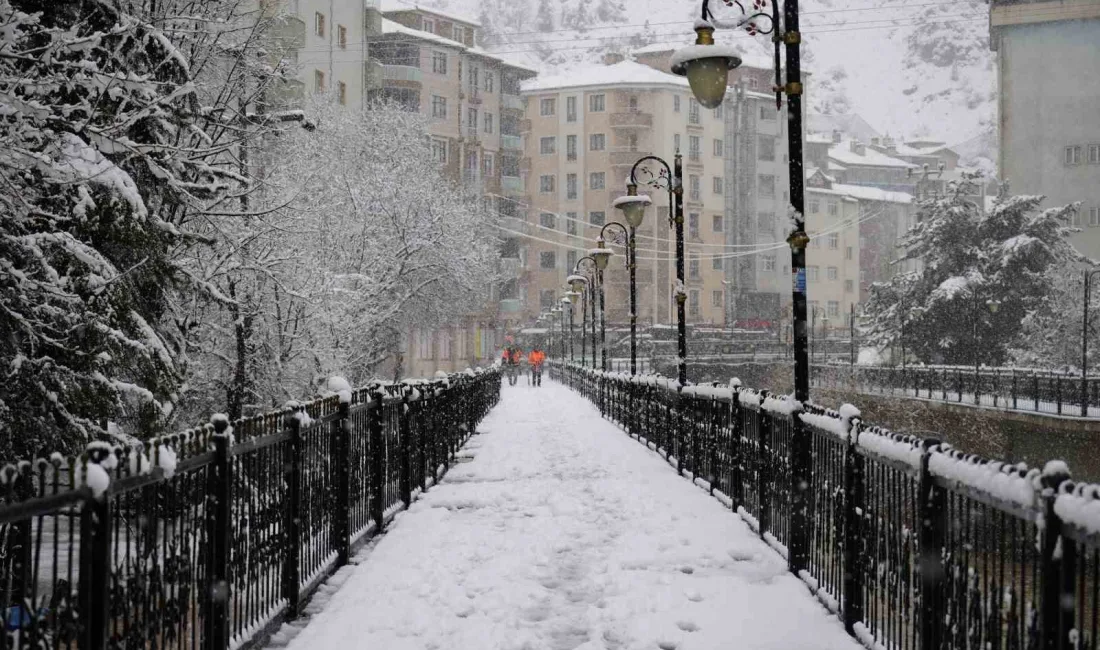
[861,175,1080,367]
[535,0,555,32]
[1011,264,1100,372]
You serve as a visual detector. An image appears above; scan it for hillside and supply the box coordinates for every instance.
[398,0,996,147]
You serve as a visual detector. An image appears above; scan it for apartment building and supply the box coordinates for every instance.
[803,186,861,333]
[989,0,1100,258]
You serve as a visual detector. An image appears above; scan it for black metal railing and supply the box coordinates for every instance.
[0,368,501,650]
[553,361,1099,650]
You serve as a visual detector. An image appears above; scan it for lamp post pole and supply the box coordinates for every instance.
[1083,270,1100,416]
[628,156,687,386]
[595,225,628,373]
[612,193,650,376]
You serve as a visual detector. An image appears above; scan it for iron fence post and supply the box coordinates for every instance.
[369,390,386,532]
[842,416,865,635]
[757,392,772,538]
[1040,466,1074,650]
[283,409,303,618]
[708,395,720,495]
[334,399,351,565]
[399,390,412,508]
[918,438,946,650]
[77,452,111,650]
[205,420,232,649]
[729,388,743,511]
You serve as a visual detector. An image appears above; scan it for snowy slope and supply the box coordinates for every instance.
[395,0,995,144]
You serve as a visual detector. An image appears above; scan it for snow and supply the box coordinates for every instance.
[1054,482,1100,537]
[928,450,1039,508]
[828,139,917,170]
[669,44,742,73]
[380,0,482,27]
[857,429,923,468]
[274,381,859,650]
[156,444,178,479]
[761,394,801,416]
[799,411,850,442]
[522,60,692,93]
[611,194,652,208]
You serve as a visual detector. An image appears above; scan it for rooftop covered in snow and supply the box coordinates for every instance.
[828,138,917,169]
[380,0,481,27]
[379,19,535,73]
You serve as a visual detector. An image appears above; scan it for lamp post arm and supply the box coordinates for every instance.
[600,222,629,246]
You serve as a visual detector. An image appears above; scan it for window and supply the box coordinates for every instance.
[589,172,605,190]
[540,136,556,155]
[809,199,821,214]
[827,266,838,281]
[1065,145,1082,165]
[828,300,840,317]
[714,139,724,157]
[845,279,854,293]
[540,290,556,310]
[714,103,723,119]
[828,233,839,249]
[1090,144,1100,165]
[485,73,494,93]
[590,211,605,226]
[689,135,701,160]
[860,269,867,283]
[337,81,347,105]
[566,135,577,161]
[453,25,464,41]
[713,177,723,195]
[431,95,447,119]
[432,51,447,75]
[589,94,605,112]
[759,174,775,197]
[540,212,556,229]
[422,18,434,33]
[566,174,578,199]
[540,251,556,269]
[674,95,681,112]
[828,201,839,216]
[315,12,325,36]
[589,133,606,151]
[860,235,867,248]
[689,175,701,202]
[484,113,494,133]
[758,212,775,234]
[1091,207,1100,227]
[688,98,700,124]
[712,290,723,307]
[759,104,775,120]
[314,69,325,92]
[712,255,723,270]
[674,134,681,152]
[748,77,758,89]
[846,246,853,260]
[416,330,432,359]
[467,107,478,133]
[758,136,776,162]
[689,290,700,317]
[808,265,819,282]
[540,97,556,116]
[540,175,555,193]
[567,212,578,235]
[566,96,577,122]
[689,253,700,278]
[713,214,723,232]
[567,250,577,271]
[431,138,447,163]
[763,255,776,271]
[689,212,700,238]
[439,331,451,360]
[482,152,494,176]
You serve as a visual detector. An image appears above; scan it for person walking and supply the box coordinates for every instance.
[527,347,546,386]
[502,345,521,386]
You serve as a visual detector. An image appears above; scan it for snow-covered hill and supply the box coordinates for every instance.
[398,0,995,146]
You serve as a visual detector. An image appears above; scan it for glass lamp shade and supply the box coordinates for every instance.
[566,274,587,294]
[670,26,741,110]
[590,245,613,271]
[612,194,652,228]
[566,291,581,305]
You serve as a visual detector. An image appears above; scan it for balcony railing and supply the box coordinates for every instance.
[610,112,653,128]
[499,298,524,313]
[502,175,523,194]
[502,93,524,112]
[382,64,422,83]
[501,134,522,151]
[610,149,652,167]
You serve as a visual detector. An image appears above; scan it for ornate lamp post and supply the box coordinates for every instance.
[593,226,627,372]
[612,188,651,375]
[573,257,600,369]
[626,158,689,386]
[563,294,579,363]
[567,273,589,367]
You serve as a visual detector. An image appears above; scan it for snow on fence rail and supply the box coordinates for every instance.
[0,367,501,650]
[551,361,1100,650]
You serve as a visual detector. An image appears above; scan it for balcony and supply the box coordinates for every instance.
[381,64,421,85]
[466,88,483,105]
[502,175,523,194]
[465,125,480,140]
[610,149,651,168]
[499,299,525,314]
[500,257,523,276]
[502,93,524,112]
[501,134,522,151]
[610,112,653,128]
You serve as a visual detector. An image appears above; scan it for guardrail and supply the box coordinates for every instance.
[0,369,501,650]
[551,362,1100,650]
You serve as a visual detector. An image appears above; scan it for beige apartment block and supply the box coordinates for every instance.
[803,188,861,335]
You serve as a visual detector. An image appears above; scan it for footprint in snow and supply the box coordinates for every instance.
[728,548,756,562]
[684,589,703,602]
[676,620,699,633]
[657,639,679,650]
[679,566,695,575]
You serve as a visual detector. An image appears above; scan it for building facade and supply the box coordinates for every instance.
[990,0,1100,259]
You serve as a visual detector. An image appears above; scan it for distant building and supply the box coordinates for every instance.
[802,182,861,335]
[990,0,1100,259]
[806,113,882,144]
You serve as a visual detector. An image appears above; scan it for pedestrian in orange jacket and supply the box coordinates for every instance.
[527,348,546,386]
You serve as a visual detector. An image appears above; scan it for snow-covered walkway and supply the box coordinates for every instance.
[272,380,860,650]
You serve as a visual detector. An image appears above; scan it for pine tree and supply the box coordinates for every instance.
[535,0,555,32]
[862,175,1080,367]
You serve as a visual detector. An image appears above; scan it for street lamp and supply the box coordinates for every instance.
[550,306,562,360]
[563,294,579,363]
[597,224,632,373]
[612,187,651,376]
[589,240,615,372]
[670,1,767,109]
[627,157,689,386]
[574,257,599,369]
[1083,269,1100,416]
